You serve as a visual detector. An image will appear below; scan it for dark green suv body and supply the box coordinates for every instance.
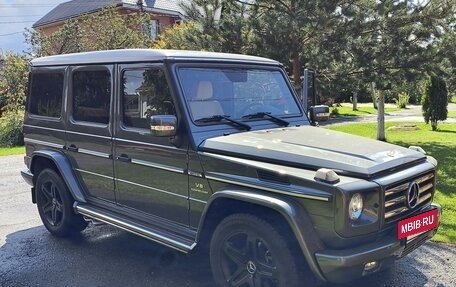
[21,49,441,286]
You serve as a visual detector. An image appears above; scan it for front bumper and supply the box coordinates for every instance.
[315,203,442,283]
[21,168,33,186]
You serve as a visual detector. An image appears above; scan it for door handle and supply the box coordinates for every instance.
[117,154,131,163]
[67,144,78,152]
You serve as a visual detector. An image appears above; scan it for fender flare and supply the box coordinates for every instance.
[31,149,87,203]
[197,189,327,282]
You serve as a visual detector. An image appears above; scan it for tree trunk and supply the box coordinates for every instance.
[353,91,358,111]
[292,49,301,94]
[377,90,386,141]
[431,120,438,131]
[370,82,378,109]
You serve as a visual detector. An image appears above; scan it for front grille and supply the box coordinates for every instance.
[384,172,434,223]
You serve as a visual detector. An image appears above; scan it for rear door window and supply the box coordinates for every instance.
[72,68,111,124]
[29,72,64,118]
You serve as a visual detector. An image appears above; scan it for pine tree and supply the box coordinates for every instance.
[422,75,448,131]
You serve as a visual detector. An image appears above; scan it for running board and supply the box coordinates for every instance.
[74,203,196,253]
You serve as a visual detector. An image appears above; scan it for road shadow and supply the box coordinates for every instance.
[0,224,214,287]
[1,224,454,287]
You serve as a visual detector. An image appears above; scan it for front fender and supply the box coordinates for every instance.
[31,149,87,203]
[198,189,326,282]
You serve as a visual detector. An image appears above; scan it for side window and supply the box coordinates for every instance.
[72,68,111,124]
[122,68,174,129]
[29,72,64,118]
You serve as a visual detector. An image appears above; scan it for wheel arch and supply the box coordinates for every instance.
[196,189,326,282]
[30,150,87,203]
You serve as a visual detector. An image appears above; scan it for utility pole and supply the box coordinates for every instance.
[136,0,145,40]
[137,0,144,13]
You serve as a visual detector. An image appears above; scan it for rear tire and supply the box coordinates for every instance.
[35,168,87,237]
[210,213,308,287]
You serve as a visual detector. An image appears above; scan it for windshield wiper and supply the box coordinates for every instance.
[195,115,251,131]
[241,112,289,127]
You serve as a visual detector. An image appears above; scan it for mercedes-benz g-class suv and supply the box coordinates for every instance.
[21,49,441,287]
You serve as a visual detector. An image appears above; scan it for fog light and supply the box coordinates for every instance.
[364,261,378,271]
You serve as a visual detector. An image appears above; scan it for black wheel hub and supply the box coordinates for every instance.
[221,232,279,287]
[40,181,63,227]
[246,261,257,274]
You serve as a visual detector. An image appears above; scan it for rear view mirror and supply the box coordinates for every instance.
[309,105,330,122]
[150,115,177,137]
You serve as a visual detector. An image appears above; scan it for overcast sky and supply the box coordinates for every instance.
[0,0,67,54]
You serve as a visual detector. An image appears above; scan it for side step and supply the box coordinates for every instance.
[74,203,196,253]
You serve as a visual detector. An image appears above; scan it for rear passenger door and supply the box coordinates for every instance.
[65,65,115,203]
[114,65,189,225]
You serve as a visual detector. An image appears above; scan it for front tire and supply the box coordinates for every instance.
[35,168,87,237]
[210,213,305,287]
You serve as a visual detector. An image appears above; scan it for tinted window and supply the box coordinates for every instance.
[72,69,111,124]
[29,72,63,118]
[122,68,174,129]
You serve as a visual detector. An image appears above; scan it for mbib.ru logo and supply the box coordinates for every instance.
[397,209,439,239]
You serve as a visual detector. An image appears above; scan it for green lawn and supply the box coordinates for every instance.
[0,146,25,156]
[448,110,456,118]
[330,103,401,117]
[327,122,456,244]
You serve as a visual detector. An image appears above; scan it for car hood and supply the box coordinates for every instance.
[199,126,426,178]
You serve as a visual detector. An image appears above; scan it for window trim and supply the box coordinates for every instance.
[28,68,66,120]
[174,63,304,126]
[119,66,174,132]
[69,65,112,126]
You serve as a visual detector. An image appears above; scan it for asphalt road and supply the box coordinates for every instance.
[1,155,455,287]
[320,103,456,126]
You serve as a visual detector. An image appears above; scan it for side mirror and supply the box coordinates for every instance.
[309,105,330,122]
[150,115,177,137]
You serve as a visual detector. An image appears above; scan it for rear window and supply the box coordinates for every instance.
[29,72,64,118]
[72,69,111,124]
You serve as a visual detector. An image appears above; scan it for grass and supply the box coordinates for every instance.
[448,110,456,118]
[327,122,456,244]
[0,146,25,156]
[330,103,401,117]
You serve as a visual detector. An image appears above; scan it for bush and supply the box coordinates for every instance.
[394,92,409,109]
[408,88,423,104]
[0,53,28,113]
[0,111,24,147]
[330,107,340,116]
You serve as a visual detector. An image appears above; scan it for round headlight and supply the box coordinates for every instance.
[349,193,364,220]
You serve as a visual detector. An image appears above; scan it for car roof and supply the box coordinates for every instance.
[30,49,281,67]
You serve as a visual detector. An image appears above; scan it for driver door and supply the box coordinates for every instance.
[113,65,189,224]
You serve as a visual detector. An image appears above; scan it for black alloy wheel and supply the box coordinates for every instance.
[36,168,87,237]
[210,213,304,287]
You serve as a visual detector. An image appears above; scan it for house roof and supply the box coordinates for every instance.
[33,0,187,28]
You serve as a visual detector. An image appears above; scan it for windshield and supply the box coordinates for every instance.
[177,67,302,122]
